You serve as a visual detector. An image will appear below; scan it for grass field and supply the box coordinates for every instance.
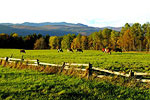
[0,49,150,72]
[0,66,150,100]
[0,49,150,99]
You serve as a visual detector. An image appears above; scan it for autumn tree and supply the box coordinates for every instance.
[71,38,77,49]
[120,29,133,51]
[34,37,47,49]
[81,36,88,49]
[49,36,59,49]
[120,23,130,34]
[11,33,19,37]
[118,23,133,51]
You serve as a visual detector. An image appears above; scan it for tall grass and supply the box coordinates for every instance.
[0,66,150,100]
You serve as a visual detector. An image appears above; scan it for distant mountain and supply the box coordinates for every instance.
[0,22,121,36]
[20,22,89,27]
[101,26,122,32]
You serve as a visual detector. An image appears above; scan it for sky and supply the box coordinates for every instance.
[0,0,150,27]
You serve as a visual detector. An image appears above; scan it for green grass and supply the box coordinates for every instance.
[0,49,150,99]
[0,66,150,100]
[0,49,150,72]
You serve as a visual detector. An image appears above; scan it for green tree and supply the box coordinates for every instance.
[142,23,150,51]
[102,28,112,48]
[93,31,103,50]
[76,34,82,48]
[44,34,50,49]
[61,34,75,49]
[110,30,119,49]
[130,23,143,51]
[120,23,130,34]
[145,23,150,51]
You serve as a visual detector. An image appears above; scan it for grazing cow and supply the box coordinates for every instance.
[20,49,26,53]
[57,49,63,52]
[67,48,73,52]
[102,48,105,52]
[106,48,112,54]
[76,49,83,53]
[102,48,111,54]
[114,48,122,53]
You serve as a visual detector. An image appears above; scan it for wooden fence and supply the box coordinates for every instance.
[0,57,150,83]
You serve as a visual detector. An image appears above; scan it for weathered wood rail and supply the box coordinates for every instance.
[134,72,150,76]
[92,67,130,77]
[0,57,150,83]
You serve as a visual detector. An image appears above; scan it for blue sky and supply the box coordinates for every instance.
[0,0,150,27]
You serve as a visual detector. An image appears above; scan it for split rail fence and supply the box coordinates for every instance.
[0,57,150,83]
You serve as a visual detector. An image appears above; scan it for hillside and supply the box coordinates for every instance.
[0,22,121,36]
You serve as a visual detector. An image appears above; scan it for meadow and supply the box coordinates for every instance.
[0,49,150,99]
[0,49,150,73]
[0,65,150,100]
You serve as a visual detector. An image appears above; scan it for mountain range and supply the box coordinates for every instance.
[0,22,122,36]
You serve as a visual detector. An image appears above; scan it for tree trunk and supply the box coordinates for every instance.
[149,43,150,52]
[139,40,142,51]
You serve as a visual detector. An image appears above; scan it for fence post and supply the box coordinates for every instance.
[129,70,134,77]
[37,59,39,66]
[61,62,65,73]
[2,57,9,66]
[87,63,92,78]
[0,59,2,65]
[21,55,24,62]
[5,57,8,62]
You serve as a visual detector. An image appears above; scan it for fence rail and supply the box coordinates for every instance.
[0,57,150,83]
[93,67,130,77]
[36,62,62,67]
[65,63,89,67]
[134,72,150,76]
[64,66,86,71]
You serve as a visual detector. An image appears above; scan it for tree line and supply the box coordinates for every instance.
[0,22,150,51]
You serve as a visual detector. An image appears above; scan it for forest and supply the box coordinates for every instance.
[1,22,150,51]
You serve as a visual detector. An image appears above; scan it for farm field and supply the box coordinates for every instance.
[0,65,150,100]
[0,49,150,73]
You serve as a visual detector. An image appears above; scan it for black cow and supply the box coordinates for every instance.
[20,49,26,53]
[57,49,63,52]
[114,48,122,53]
[76,49,83,53]
[67,48,73,52]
